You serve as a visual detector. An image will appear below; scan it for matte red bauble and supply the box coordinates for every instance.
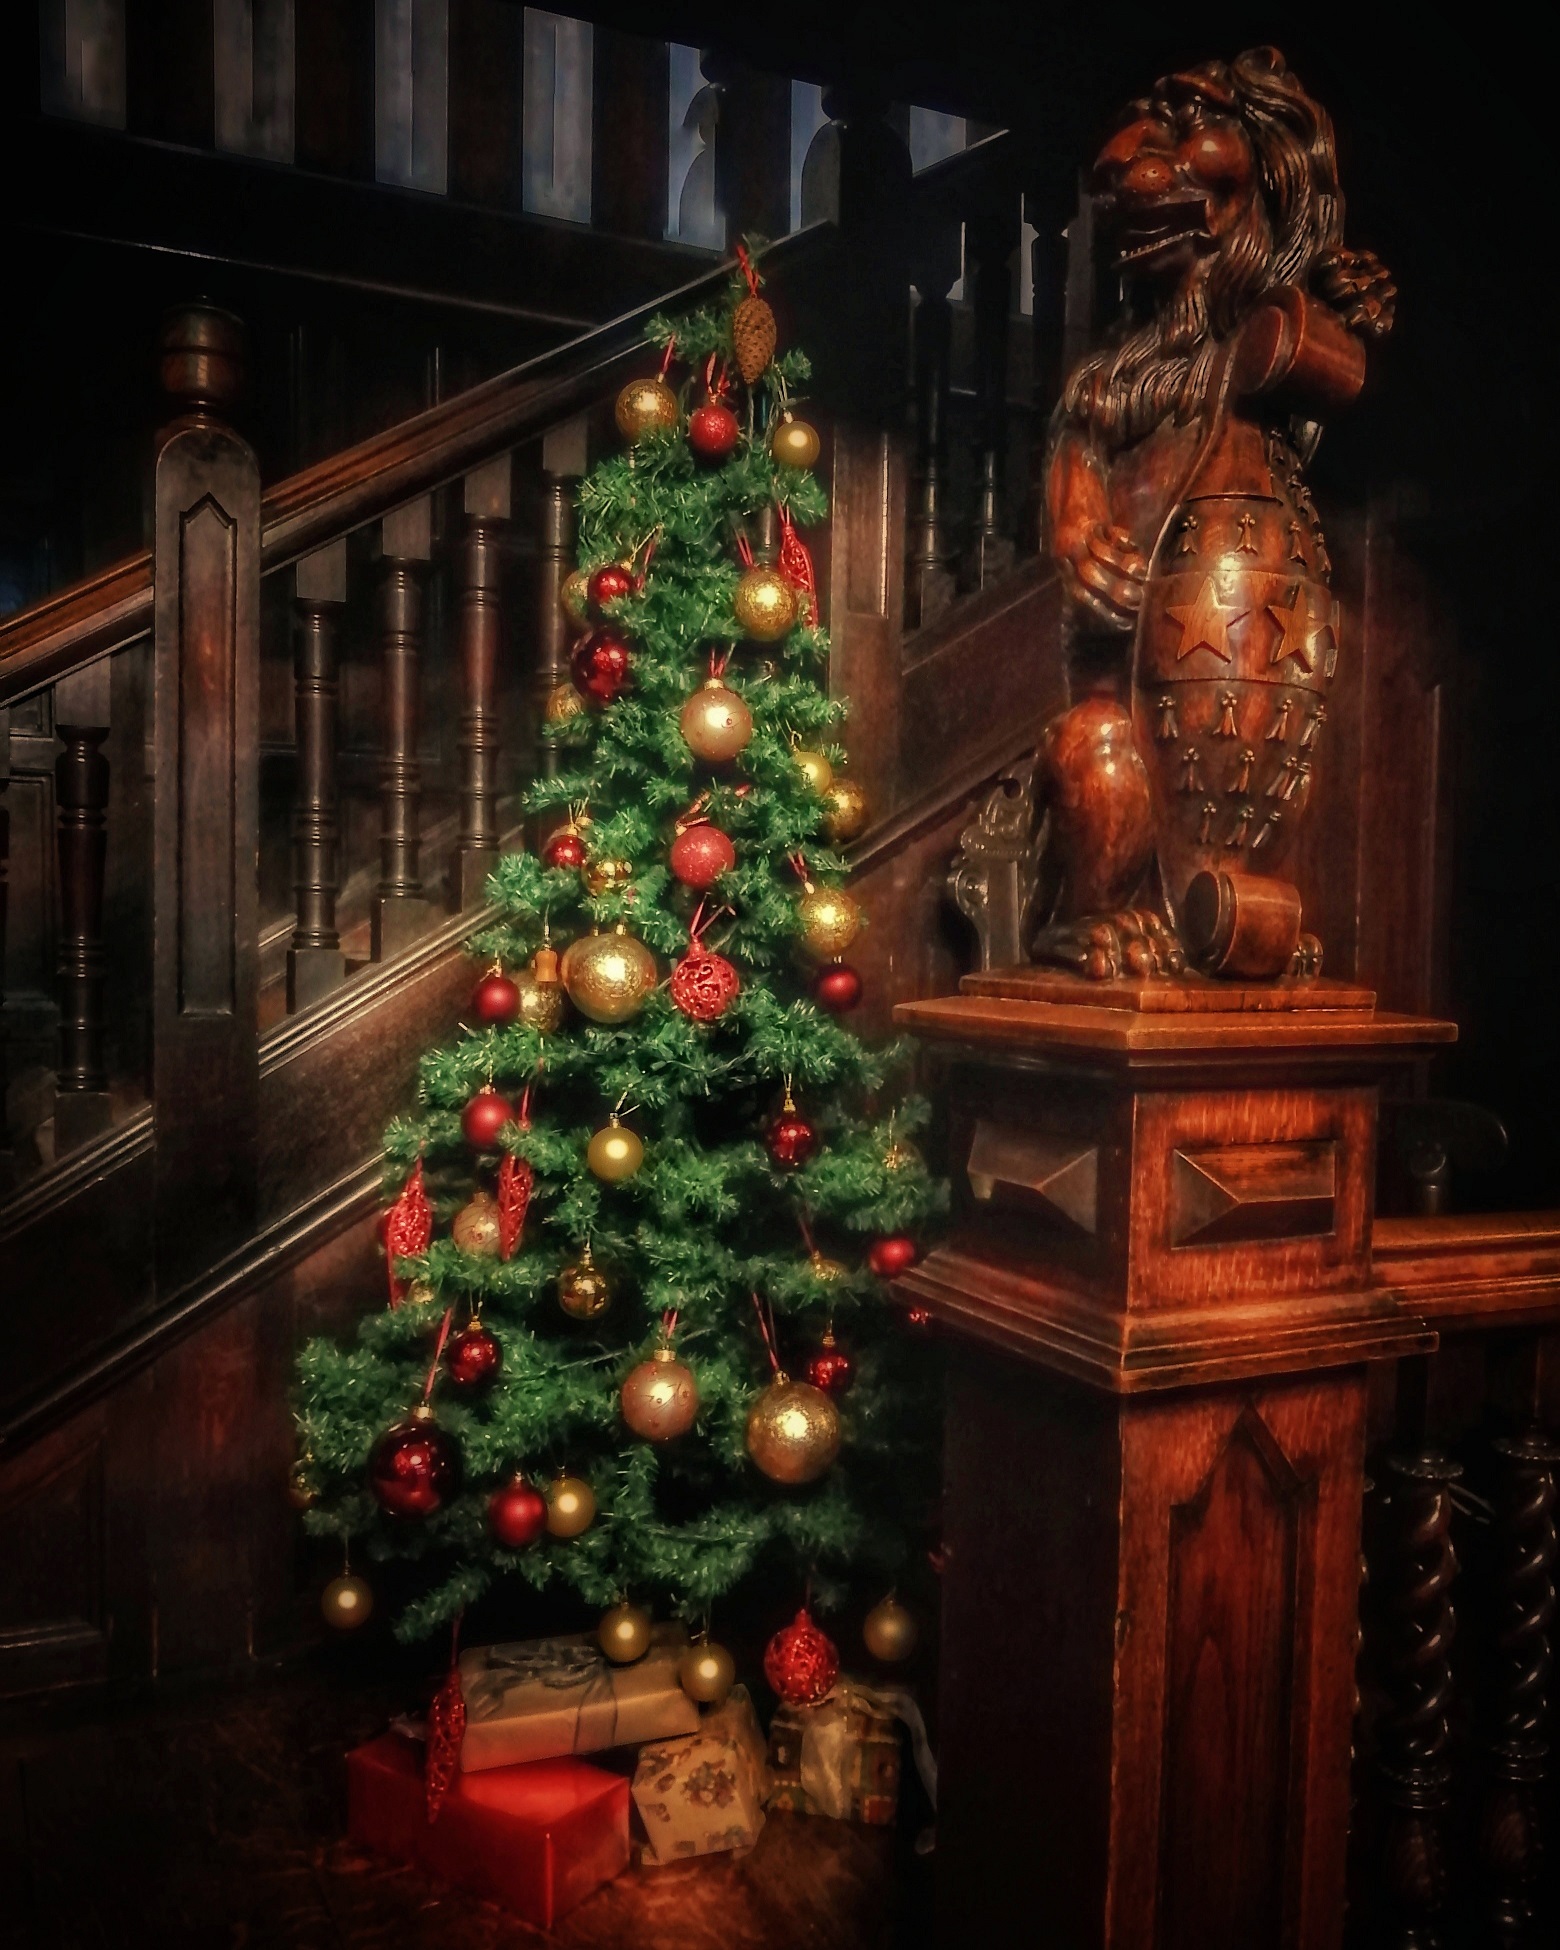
[488,1475,548,1549]
[812,963,863,1014]
[764,1607,840,1706]
[766,1100,818,1170]
[445,1320,502,1391]
[587,561,635,612]
[669,948,741,1022]
[471,970,520,1026]
[368,1406,462,1518]
[869,1234,920,1279]
[669,822,736,889]
[571,628,632,705]
[688,399,740,461]
[462,1086,515,1150]
[543,824,588,871]
[805,1329,854,1397]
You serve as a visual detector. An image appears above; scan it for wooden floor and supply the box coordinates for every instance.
[2,1663,931,1949]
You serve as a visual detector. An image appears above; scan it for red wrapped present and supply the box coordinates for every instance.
[347,1732,628,1928]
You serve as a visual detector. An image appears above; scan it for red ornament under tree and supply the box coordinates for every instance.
[764,1606,840,1705]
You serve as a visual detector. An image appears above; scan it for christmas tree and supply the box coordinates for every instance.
[292,251,944,1665]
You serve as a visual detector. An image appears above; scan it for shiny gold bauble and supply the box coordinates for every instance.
[621,1347,700,1441]
[287,1461,318,1510]
[560,569,592,626]
[545,1473,597,1538]
[680,679,754,763]
[583,854,634,896]
[452,1190,503,1258]
[404,1278,437,1308]
[799,886,862,959]
[558,1244,612,1319]
[794,748,834,795]
[599,1600,654,1664]
[884,1140,921,1173]
[514,967,566,1034]
[733,565,799,642]
[321,1573,374,1631]
[770,415,821,469]
[863,1594,919,1664]
[679,1639,736,1706]
[587,1117,645,1181]
[615,376,680,443]
[562,925,657,1024]
[808,1251,846,1283]
[745,1376,841,1484]
[823,777,869,846]
[544,679,587,728]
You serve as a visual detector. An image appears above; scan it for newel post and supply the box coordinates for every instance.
[151,305,261,1288]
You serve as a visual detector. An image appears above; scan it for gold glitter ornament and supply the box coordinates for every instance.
[621,1346,700,1440]
[793,748,834,795]
[745,1375,841,1484]
[615,375,679,442]
[733,565,799,642]
[560,569,592,626]
[599,1601,654,1663]
[680,679,753,763]
[544,680,586,728]
[808,1251,847,1283]
[321,1573,374,1631]
[679,1639,736,1706]
[558,1243,612,1319]
[770,414,821,469]
[863,1593,919,1663]
[287,1460,318,1510]
[404,1278,437,1307]
[545,1473,597,1538]
[587,1115,644,1181]
[452,1189,503,1258]
[799,885,862,959]
[562,925,656,1023]
[823,776,869,846]
[583,854,634,896]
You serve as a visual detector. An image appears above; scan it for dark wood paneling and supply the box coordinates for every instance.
[0,1412,108,1694]
[448,0,523,208]
[125,0,214,149]
[295,0,375,180]
[593,29,670,239]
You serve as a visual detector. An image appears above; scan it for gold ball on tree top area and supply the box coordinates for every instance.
[746,1375,841,1484]
[733,565,799,642]
[799,885,862,959]
[558,1243,612,1318]
[562,925,657,1024]
[583,854,634,897]
[560,569,592,626]
[614,375,679,442]
[823,777,869,846]
[771,414,821,470]
[599,1601,654,1664]
[621,1346,700,1440]
[679,1638,736,1706]
[587,1116,644,1182]
[452,1189,503,1258]
[321,1572,374,1631]
[793,747,834,796]
[544,679,586,728]
[545,1473,597,1538]
[680,679,754,764]
[863,1593,919,1663]
[513,961,566,1035]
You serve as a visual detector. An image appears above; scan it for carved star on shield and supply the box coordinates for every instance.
[1267,585,1323,670]
[1167,577,1243,661]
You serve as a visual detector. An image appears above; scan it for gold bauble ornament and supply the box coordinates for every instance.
[560,569,592,626]
[745,1375,841,1484]
[452,1190,503,1258]
[799,885,862,959]
[621,1346,700,1441]
[405,1278,437,1307]
[771,414,821,469]
[558,1243,612,1318]
[808,1251,846,1283]
[599,1600,654,1664]
[615,376,680,443]
[793,748,834,795]
[545,1473,597,1538]
[823,777,869,846]
[583,854,634,896]
[287,1460,318,1510]
[544,679,586,728]
[321,1573,374,1631]
[562,925,657,1024]
[863,1593,919,1664]
[733,565,799,642]
[680,678,754,763]
[679,1639,737,1706]
[587,1115,644,1181]
[884,1139,921,1173]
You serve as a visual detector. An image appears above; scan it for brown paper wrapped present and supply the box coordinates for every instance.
[458,1626,700,1773]
[766,1677,934,1825]
[631,1686,769,1864]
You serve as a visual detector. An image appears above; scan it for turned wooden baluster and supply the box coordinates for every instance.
[287,539,348,1012]
[536,419,588,790]
[966,194,1018,589]
[371,496,434,960]
[907,270,957,628]
[451,456,510,909]
[0,705,11,1183]
[1480,1426,1560,1945]
[1374,1446,1463,1948]
[53,661,113,1153]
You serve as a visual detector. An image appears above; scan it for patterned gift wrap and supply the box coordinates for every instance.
[631,1686,770,1863]
[765,1680,903,1825]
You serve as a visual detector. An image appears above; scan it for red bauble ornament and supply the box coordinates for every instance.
[426,1665,467,1823]
[766,1100,818,1170]
[688,398,741,461]
[669,822,736,890]
[812,963,863,1014]
[571,628,632,705]
[670,948,741,1022]
[488,1474,548,1549]
[805,1330,854,1397]
[869,1234,920,1279]
[472,969,520,1026]
[543,825,588,871]
[445,1320,502,1391]
[462,1086,514,1150]
[368,1407,462,1518]
[764,1607,840,1706]
[587,561,635,612]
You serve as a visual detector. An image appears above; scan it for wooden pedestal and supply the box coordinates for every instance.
[894,979,1455,1949]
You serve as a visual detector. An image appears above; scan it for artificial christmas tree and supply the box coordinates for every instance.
[293,249,943,1656]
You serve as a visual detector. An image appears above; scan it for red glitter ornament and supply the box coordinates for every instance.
[766,1095,818,1170]
[669,822,736,889]
[805,1330,854,1397]
[497,1151,533,1259]
[488,1474,548,1549]
[868,1234,920,1279]
[587,561,635,612]
[462,1086,514,1150]
[426,1663,467,1823]
[670,947,741,1022]
[906,1305,934,1331]
[383,1158,433,1306]
[471,968,520,1025]
[812,963,863,1014]
[764,1607,840,1706]
[571,628,632,705]
[445,1320,502,1391]
[689,398,740,461]
[543,824,587,871]
[368,1406,462,1518]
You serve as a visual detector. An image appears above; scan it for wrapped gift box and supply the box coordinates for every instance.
[346,1732,628,1928]
[632,1686,769,1864]
[766,1678,904,1825]
[458,1625,700,1772]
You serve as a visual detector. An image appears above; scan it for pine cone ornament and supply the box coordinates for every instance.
[733,292,776,384]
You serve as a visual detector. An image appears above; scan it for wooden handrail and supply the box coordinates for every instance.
[1374,1210,1560,1329]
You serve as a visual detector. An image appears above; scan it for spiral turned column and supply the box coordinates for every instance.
[1480,1427,1559,1946]
[371,497,434,961]
[287,541,347,1012]
[1374,1449,1462,1949]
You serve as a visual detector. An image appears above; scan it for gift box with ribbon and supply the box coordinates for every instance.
[458,1626,701,1772]
[631,1685,770,1864]
[765,1677,937,1826]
